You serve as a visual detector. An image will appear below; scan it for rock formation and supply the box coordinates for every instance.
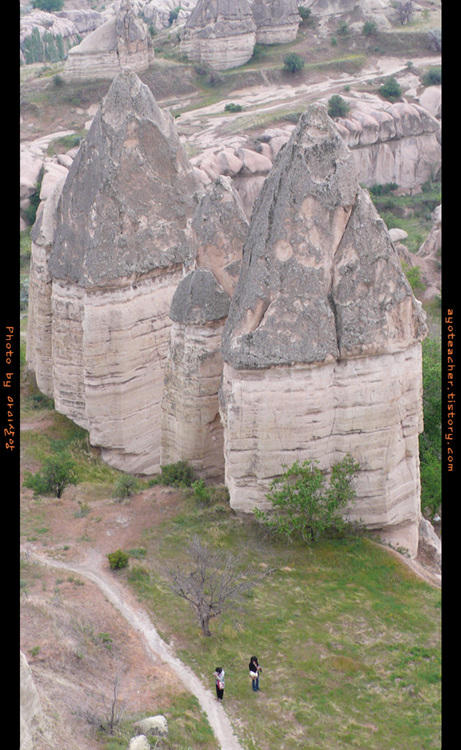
[27,70,203,474]
[180,0,257,70]
[161,177,249,480]
[251,0,301,44]
[220,103,427,555]
[20,8,106,64]
[20,651,44,750]
[187,94,441,216]
[63,0,153,81]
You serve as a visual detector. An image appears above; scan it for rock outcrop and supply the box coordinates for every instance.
[20,8,106,64]
[180,0,257,70]
[63,0,153,81]
[27,70,203,474]
[20,651,44,750]
[251,0,301,44]
[161,177,249,480]
[220,103,427,556]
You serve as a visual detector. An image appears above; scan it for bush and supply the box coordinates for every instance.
[112,474,138,500]
[32,0,64,11]
[298,7,312,24]
[419,337,441,520]
[379,76,402,102]
[153,461,196,488]
[283,53,305,74]
[23,452,78,498]
[422,66,441,86]
[107,549,129,570]
[362,20,378,37]
[224,102,243,113]
[327,95,350,118]
[254,455,361,544]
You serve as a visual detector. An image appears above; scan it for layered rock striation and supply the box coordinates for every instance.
[63,1,153,81]
[220,103,427,555]
[180,0,257,70]
[251,0,301,44]
[161,177,249,480]
[27,71,203,474]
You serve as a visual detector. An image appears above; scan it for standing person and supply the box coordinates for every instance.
[249,656,262,692]
[214,666,225,701]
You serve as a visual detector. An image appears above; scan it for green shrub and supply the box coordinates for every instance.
[283,52,305,74]
[32,0,64,10]
[327,94,350,118]
[362,20,378,36]
[422,66,441,86]
[153,461,196,487]
[337,20,349,36]
[23,452,78,498]
[107,549,129,570]
[298,7,312,24]
[401,261,426,292]
[419,337,441,520]
[224,102,243,113]
[112,474,138,500]
[379,76,402,102]
[254,454,361,544]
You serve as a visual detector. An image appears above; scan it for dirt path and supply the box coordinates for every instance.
[27,548,245,750]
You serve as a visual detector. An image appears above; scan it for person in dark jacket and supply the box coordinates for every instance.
[249,656,262,692]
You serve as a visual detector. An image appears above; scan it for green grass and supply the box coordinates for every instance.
[120,491,440,750]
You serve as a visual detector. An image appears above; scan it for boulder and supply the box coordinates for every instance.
[180,0,257,70]
[133,715,169,737]
[417,518,441,572]
[220,103,427,556]
[128,736,150,750]
[27,71,203,474]
[251,0,301,44]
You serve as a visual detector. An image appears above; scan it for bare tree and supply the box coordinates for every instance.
[394,1,414,25]
[164,536,261,636]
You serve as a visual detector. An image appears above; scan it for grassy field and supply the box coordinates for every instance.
[19,385,441,749]
[121,489,441,750]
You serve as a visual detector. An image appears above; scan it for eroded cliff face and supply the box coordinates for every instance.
[160,177,249,480]
[220,103,427,555]
[180,0,257,70]
[27,70,203,474]
[63,0,153,82]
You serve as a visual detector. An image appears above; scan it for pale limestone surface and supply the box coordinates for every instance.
[27,71,203,474]
[161,178,249,479]
[20,651,43,750]
[251,0,301,44]
[180,0,256,70]
[220,103,426,555]
[63,1,153,81]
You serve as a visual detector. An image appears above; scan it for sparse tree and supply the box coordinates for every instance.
[283,52,305,74]
[254,455,360,544]
[327,94,350,119]
[394,1,414,26]
[23,451,78,498]
[164,536,259,636]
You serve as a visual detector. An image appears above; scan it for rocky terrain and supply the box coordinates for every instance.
[20,2,441,748]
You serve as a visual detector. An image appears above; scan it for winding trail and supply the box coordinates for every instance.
[27,549,245,750]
